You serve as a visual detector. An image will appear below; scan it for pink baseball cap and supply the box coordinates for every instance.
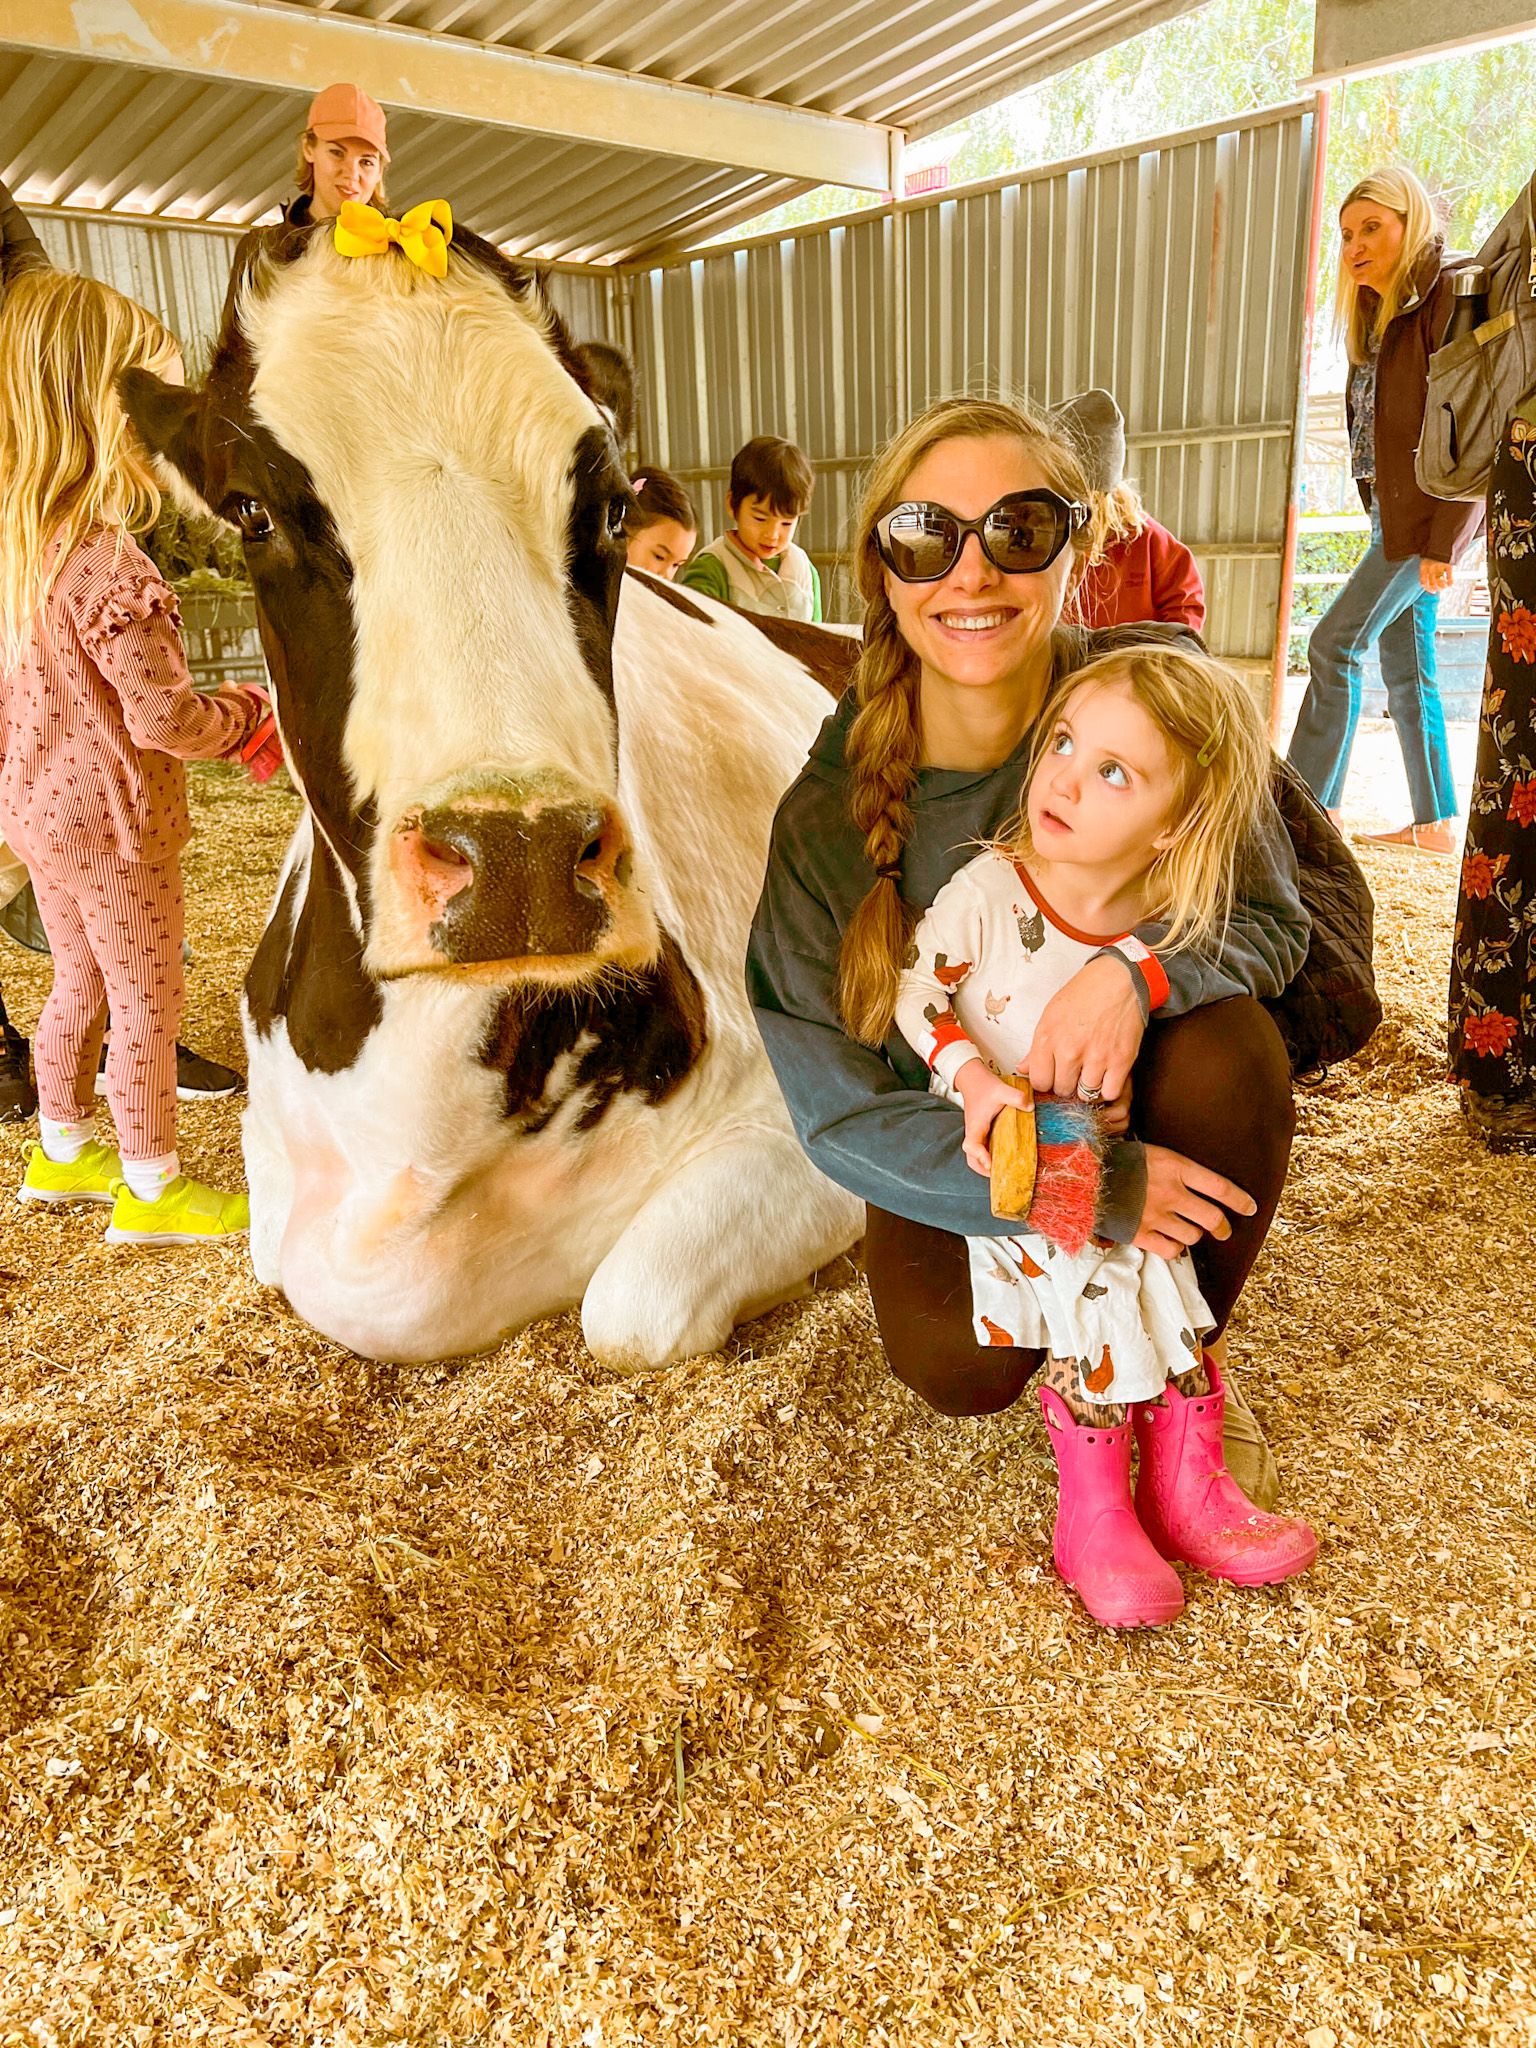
[307,83,389,162]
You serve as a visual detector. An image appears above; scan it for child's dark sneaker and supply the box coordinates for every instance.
[18,1137,121,1205]
[105,1174,249,1246]
[0,1027,36,1121]
[173,1044,244,1101]
[97,1041,244,1101]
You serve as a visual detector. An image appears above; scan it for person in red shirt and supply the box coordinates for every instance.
[1052,389,1206,634]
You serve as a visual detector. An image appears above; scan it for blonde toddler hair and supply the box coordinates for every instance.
[1010,645,1272,958]
[1099,480,1147,549]
[1334,167,1439,365]
[838,395,1107,1047]
[0,269,182,666]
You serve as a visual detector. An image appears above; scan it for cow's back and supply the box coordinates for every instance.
[612,578,840,1009]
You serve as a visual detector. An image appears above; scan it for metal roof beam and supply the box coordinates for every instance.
[1303,0,1536,85]
[2,0,902,189]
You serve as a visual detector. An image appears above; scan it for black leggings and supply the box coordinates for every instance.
[865,997,1296,1417]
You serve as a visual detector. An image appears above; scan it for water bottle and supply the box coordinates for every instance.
[1442,266,1489,347]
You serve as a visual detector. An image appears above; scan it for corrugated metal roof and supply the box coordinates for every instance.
[290,0,1191,133]
[2,0,1208,264]
[1,50,812,263]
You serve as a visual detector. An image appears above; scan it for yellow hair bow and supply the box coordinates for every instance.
[334,199,454,279]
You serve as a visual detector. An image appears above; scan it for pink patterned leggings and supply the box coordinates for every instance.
[5,824,184,1160]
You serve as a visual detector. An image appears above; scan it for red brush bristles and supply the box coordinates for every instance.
[1025,1139,1102,1255]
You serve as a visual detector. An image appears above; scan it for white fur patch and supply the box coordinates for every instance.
[243,580,865,1364]
[241,239,618,830]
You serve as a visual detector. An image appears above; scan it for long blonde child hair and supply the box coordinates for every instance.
[1334,168,1439,364]
[0,269,182,666]
[1010,646,1272,957]
[838,395,1107,1047]
[1099,480,1148,549]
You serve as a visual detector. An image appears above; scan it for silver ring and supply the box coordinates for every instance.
[1077,1083,1104,1102]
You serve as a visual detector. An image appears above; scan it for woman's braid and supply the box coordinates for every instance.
[838,606,922,1046]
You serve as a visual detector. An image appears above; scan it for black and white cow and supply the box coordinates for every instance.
[122,219,862,1366]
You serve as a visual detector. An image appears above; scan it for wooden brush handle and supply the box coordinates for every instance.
[988,1089,1037,1221]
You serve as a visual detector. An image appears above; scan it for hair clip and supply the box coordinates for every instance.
[1196,728,1223,767]
[633,476,649,491]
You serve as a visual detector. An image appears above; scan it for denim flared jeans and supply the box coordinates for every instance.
[1286,506,1456,823]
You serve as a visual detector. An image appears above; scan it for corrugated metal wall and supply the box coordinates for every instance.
[626,103,1317,663]
[33,104,1314,670]
[34,214,243,372]
[34,210,623,364]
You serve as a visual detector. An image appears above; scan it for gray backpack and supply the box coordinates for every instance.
[1416,173,1536,502]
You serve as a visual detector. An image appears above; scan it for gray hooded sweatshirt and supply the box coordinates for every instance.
[746,653,1311,1243]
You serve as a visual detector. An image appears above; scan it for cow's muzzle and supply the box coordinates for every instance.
[370,782,655,982]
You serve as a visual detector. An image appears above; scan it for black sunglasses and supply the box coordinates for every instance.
[874,490,1090,582]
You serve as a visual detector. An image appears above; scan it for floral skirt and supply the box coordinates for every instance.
[1449,408,1536,1143]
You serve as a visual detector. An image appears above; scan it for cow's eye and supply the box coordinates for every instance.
[226,495,275,545]
[606,494,630,539]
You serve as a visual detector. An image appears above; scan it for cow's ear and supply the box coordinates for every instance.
[569,341,634,443]
[119,367,217,518]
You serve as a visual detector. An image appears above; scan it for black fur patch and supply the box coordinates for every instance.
[623,567,714,625]
[565,423,632,706]
[568,340,635,441]
[234,438,365,873]
[478,933,707,1133]
[246,839,383,1072]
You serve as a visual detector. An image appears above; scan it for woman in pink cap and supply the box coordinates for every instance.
[287,83,389,225]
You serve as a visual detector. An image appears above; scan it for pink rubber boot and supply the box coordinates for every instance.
[1133,1359,1317,1586]
[1039,1385,1185,1628]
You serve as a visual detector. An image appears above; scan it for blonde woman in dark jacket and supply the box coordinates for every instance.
[1287,169,1483,854]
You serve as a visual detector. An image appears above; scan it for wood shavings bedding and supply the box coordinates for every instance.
[0,766,1531,2045]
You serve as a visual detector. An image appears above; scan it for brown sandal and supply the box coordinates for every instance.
[1353,821,1457,856]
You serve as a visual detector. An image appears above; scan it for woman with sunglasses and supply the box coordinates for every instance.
[747,397,1323,1499]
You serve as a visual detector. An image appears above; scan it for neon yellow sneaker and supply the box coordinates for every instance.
[105,1174,249,1247]
[18,1137,122,1207]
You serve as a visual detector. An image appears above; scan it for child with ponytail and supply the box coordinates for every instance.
[0,270,262,1244]
[893,646,1316,1628]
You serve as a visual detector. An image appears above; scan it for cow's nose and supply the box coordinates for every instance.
[393,800,631,965]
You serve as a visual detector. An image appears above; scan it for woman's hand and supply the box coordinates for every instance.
[1023,954,1146,1103]
[1101,1079,1133,1137]
[1419,558,1454,593]
[953,1058,1030,1175]
[1135,1143,1257,1259]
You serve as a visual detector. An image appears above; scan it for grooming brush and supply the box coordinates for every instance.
[989,1083,1111,1255]
[238,711,284,783]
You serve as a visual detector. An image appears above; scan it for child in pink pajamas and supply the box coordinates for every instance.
[0,269,261,1243]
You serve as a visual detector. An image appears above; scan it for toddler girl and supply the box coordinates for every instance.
[624,469,697,581]
[895,646,1317,1629]
[0,270,261,1244]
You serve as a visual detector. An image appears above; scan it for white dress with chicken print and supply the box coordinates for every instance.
[893,848,1214,1405]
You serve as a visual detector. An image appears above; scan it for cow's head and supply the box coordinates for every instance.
[122,221,655,989]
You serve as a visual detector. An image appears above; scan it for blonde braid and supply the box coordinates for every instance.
[838,608,921,1045]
